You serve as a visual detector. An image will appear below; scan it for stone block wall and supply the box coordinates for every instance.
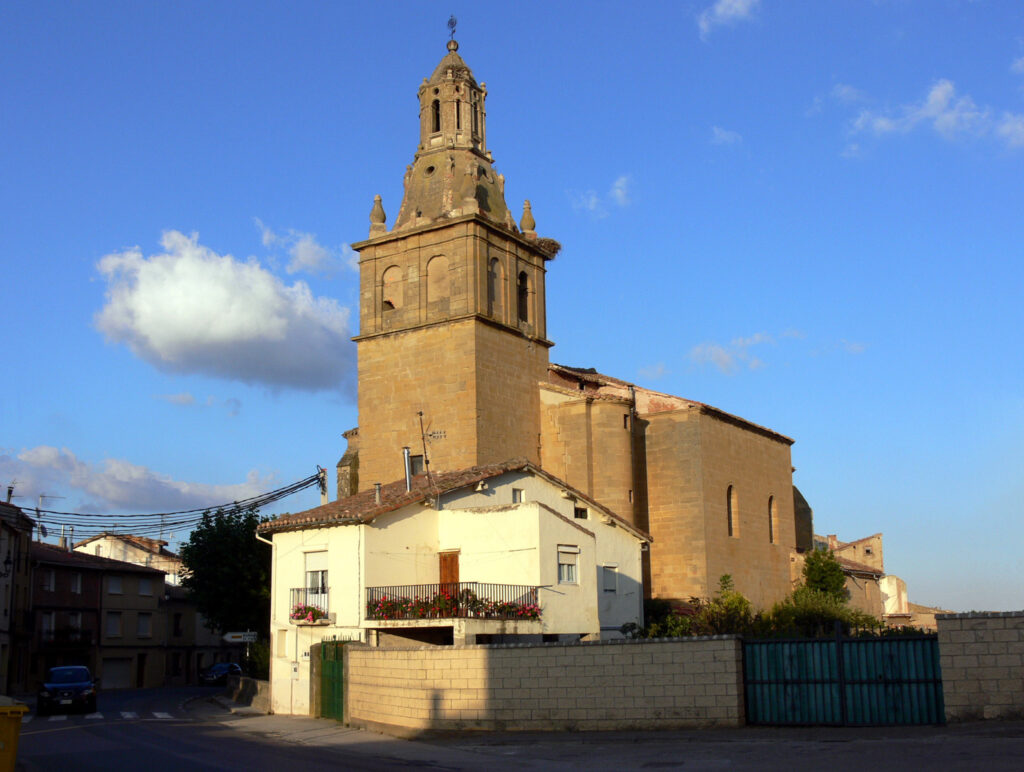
[938,611,1024,721]
[345,636,743,733]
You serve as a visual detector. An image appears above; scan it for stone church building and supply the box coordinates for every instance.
[326,37,811,611]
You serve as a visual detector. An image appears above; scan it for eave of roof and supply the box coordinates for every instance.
[31,542,165,574]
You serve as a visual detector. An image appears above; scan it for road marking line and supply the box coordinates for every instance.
[152,711,172,719]
[121,711,138,719]
[21,716,33,724]
[85,712,103,719]
[48,715,67,722]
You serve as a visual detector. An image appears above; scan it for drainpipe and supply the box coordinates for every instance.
[374,483,382,505]
[402,447,412,492]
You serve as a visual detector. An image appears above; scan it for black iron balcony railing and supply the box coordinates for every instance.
[366,582,540,621]
[290,587,329,622]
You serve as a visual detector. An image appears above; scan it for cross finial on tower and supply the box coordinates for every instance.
[448,15,457,41]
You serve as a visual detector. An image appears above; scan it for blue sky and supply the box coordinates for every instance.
[2,1,1022,611]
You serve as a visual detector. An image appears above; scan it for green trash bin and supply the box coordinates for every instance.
[0,696,28,772]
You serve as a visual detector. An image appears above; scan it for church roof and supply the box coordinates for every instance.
[258,457,651,543]
[428,41,478,86]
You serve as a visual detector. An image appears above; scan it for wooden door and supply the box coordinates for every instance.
[439,551,459,586]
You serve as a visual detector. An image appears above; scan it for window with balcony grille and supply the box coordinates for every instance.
[305,551,328,614]
[557,545,579,585]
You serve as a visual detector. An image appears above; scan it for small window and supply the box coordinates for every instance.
[768,495,777,544]
[137,612,152,638]
[573,506,588,520]
[410,454,425,476]
[623,414,631,430]
[71,573,82,594]
[41,611,55,640]
[173,613,183,637]
[557,546,579,585]
[108,576,123,595]
[727,485,738,538]
[517,271,529,323]
[628,489,634,504]
[106,611,122,638]
[431,99,441,132]
[602,565,618,594]
[456,99,462,130]
[864,547,873,555]
[512,488,524,504]
[42,570,55,592]
[138,577,152,596]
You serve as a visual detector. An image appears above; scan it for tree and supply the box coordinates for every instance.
[179,507,270,636]
[802,547,847,601]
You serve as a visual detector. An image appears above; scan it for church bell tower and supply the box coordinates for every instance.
[350,36,558,488]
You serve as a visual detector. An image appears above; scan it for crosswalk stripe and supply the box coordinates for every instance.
[152,711,172,719]
[49,715,67,722]
[21,715,33,724]
[85,712,103,719]
[121,711,138,719]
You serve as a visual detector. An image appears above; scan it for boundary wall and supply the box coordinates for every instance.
[937,611,1024,721]
[344,636,743,733]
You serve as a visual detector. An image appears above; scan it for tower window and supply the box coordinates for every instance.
[382,265,402,311]
[768,495,776,544]
[456,99,461,130]
[517,271,529,322]
[472,101,479,135]
[487,258,503,318]
[431,99,441,133]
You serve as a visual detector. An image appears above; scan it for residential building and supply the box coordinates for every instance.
[259,459,649,715]
[75,532,183,586]
[29,543,166,689]
[0,497,33,694]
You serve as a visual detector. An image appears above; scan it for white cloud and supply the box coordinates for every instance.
[850,79,1024,149]
[609,175,631,206]
[156,392,195,406]
[711,126,743,145]
[690,343,738,375]
[95,230,355,393]
[256,219,353,276]
[841,340,867,354]
[2,446,270,513]
[1011,56,1024,75]
[569,175,632,218]
[698,0,760,40]
[996,113,1024,147]
[831,84,867,104]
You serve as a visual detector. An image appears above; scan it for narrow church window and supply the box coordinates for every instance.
[382,265,402,311]
[455,99,461,130]
[431,99,441,133]
[426,255,450,306]
[472,101,479,135]
[623,414,630,430]
[727,485,738,537]
[487,258,503,318]
[517,271,529,322]
[768,495,776,544]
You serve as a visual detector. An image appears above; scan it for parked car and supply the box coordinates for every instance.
[199,662,242,686]
[37,666,98,715]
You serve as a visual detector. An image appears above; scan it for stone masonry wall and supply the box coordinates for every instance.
[938,611,1024,721]
[345,637,744,733]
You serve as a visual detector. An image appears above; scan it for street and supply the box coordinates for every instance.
[15,687,1024,771]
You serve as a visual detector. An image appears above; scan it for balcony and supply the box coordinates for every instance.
[289,587,330,625]
[366,582,540,622]
[41,627,94,648]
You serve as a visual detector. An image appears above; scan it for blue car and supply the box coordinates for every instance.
[37,666,98,715]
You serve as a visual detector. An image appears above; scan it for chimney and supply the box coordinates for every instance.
[374,483,382,505]
[402,447,412,492]
[5,485,12,503]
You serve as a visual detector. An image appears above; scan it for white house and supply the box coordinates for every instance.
[258,458,650,716]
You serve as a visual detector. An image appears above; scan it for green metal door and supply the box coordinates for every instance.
[320,641,346,721]
[744,635,944,726]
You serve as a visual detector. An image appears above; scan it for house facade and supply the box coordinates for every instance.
[0,498,34,694]
[259,460,649,716]
[29,542,166,689]
[75,532,183,586]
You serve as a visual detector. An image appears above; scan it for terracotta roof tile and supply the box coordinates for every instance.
[31,541,165,574]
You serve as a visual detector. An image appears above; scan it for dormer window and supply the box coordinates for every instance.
[431,99,441,133]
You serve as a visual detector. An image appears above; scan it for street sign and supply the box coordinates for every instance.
[223,631,258,643]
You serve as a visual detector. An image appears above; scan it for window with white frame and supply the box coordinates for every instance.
[557,545,579,585]
[42,570,55,592]
[106,611,122,638]
[512,488,524,504]
[602,565,618,594]
[137,612,152,638]
[108,575,122,595]
[305,551,328,614]
[68,611,82,631]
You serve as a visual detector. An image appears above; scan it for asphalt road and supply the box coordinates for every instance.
[14,687,1024,771]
